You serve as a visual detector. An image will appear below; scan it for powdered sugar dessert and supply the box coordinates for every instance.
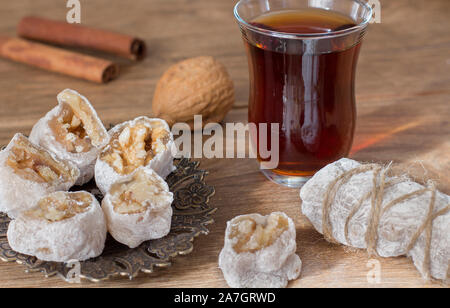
[0,133,79,218]
[219,212,302,288]
[300,158,450,282]
[102,168,173,248]
[30,89,109,185]
[95,116,175,195]
[7,191,107,262]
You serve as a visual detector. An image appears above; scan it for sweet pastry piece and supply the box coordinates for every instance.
[0,133,79,218]
[7,191,107,262]
[29,89,109,185]
[95,116,175,195]
[219,212,302,288]
[300,158,450,282]
[101,168,173,248]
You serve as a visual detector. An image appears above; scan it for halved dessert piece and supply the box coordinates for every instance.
[102,168,173,248]
[29,89,109,185]
[7,191,106,262]
[95,116,175,194]
[219,212,302,288]
[0,133,79,218]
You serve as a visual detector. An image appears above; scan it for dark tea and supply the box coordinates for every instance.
[245,8,360,178]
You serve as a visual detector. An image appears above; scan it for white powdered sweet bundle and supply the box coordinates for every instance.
[30,89,110,185]
[7,191,107,262]
[102,168,173,248]
[300,158,450,282]
[0,133,80,218]
[95,116,175,195]
[219,212,302,288]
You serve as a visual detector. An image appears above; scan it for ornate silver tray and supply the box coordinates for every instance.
[0,158,216,282]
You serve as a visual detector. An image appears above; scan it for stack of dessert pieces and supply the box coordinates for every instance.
[0,89,175,262]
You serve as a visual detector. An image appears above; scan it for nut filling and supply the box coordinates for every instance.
[229,213,289,253]
[26,191,91,222]
[6,134,75,183]
[49,103,91,153]
[101,120,170,175]
[110,169,170,215]
[49,90,108,153]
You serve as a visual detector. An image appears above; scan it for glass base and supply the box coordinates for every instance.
[261,169,311,188]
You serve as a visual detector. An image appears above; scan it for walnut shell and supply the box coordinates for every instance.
[152,56,235,129]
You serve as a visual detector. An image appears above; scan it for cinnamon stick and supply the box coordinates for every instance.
[0,35,118,83]
[18,16,146,61]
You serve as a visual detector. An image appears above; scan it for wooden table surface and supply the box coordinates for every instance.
[0,0,449,288]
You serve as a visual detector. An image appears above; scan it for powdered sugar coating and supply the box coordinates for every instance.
[0,134,80,219]
[7,191,107,262]
[101,168,173,248]
[300,158,450,281]
[29,89,109,185]
[219,212,302,288]
[95,116,175,195]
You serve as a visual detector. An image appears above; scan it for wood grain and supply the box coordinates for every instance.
[0,0,449,288]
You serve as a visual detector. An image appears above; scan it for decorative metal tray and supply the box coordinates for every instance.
[0,158,216,282]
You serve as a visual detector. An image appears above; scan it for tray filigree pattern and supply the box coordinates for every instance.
[0,158,216,282]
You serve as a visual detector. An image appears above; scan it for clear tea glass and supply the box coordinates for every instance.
[234,0,372,187]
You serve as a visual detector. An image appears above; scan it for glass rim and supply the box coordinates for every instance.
[234,0,373,40]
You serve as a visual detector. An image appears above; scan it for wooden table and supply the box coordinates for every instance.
[0,0,448,288]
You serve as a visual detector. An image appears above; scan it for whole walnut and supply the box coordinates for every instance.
[152,56,235,129]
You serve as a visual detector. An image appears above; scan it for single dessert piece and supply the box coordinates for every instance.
[95,116,175,195]
[29,89,109,185]
[219,212,302,288]
[7,191,107,262]
[0,133,79,218]
[102,168,173,248]
[300,158,450,282]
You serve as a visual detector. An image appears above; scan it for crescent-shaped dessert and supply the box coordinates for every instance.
[102,168,173,248]
[0,133,80,218]
[29,89,109,185]
[219,212,302,288]
[7,191,107,262]
[95,116,175,195]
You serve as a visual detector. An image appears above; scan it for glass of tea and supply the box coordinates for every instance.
[234,0,373,187]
